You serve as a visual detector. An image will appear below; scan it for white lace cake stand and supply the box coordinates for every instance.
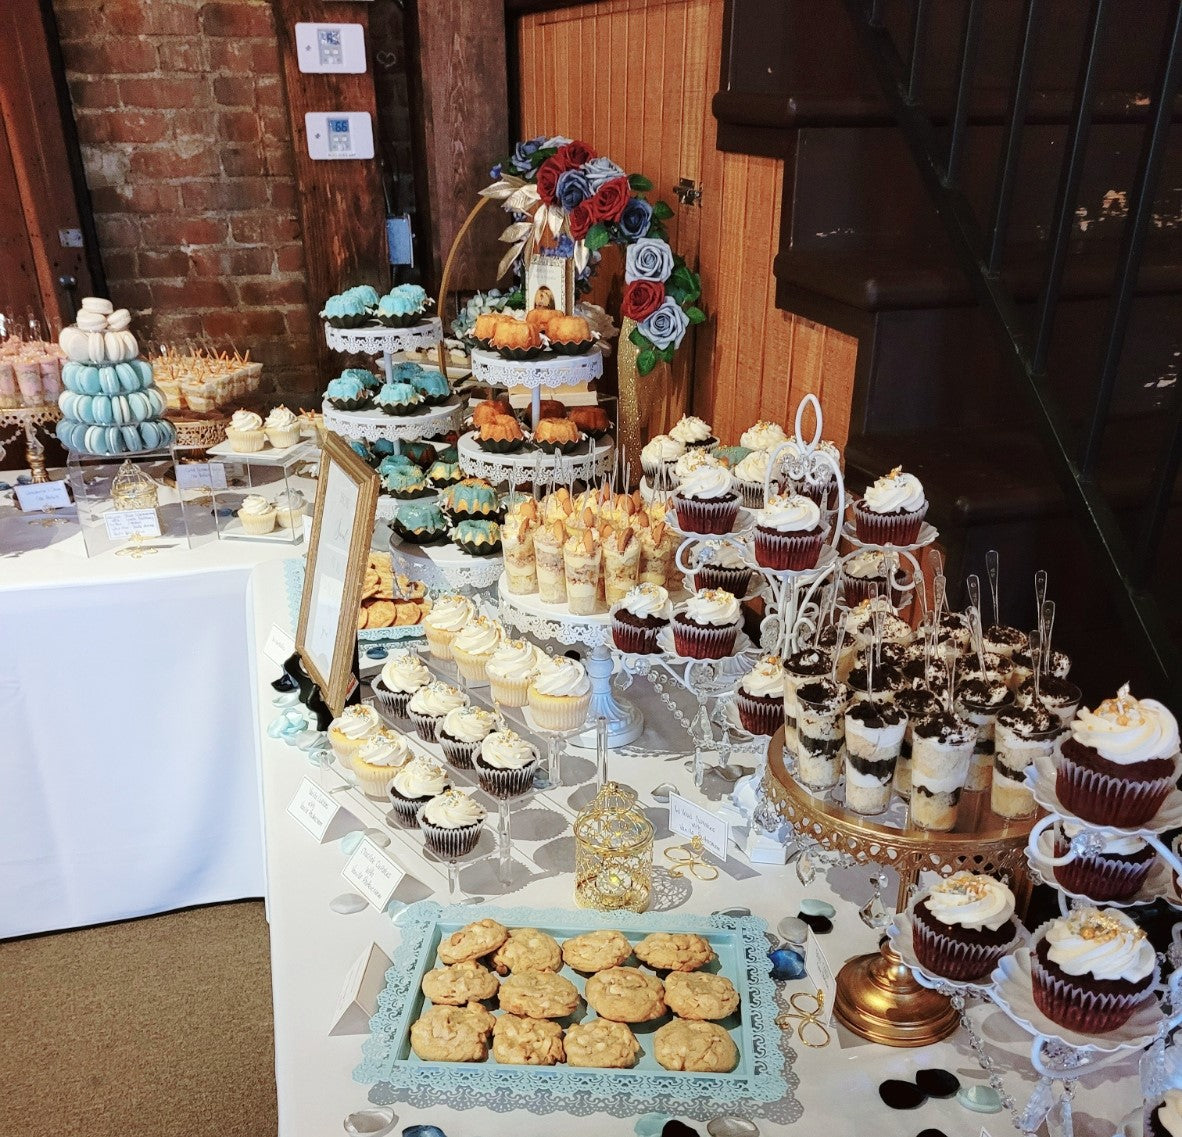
[322,398,465,447]
[324,319,444,385]
[496,574,642,748]
[375,491,439,522]
[1026,826,1172,910]
[470,347,604,428]
[456,431,614,486]
[388,532,503,593]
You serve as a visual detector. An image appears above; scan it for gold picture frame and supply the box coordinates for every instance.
[296,431,379,716]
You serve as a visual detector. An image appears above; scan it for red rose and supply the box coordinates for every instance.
[536,158,562,204]
[587,176,630,224]
[568,200,595,240]
[621,279,665,322]
[555,140,596,170]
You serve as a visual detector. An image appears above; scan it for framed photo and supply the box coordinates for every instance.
[296,431,379,716]
[524,252,574,315]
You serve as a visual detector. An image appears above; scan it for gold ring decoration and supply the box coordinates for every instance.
[663,835,720,881]
[775,990,832,1048]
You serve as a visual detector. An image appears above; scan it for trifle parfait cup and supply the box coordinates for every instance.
[990,703,1059,819]
[793,678,850,793]
[891,688,941,800]
[954,677,1014,793]
[843,701,906,815]
[909,709,976,831]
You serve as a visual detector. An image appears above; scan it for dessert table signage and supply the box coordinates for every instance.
[804,930,836,1026]
[175,461,227,491]
[330,942,393,1037]
[297,431,378,714]
[341,837,406,911]
[287,777,341,842]
[14,480,70,511]
[263,624,297,668]
[102,507,161,541]
[668,792,730,860]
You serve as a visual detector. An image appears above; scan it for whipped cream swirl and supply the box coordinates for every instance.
[452,615,503,657]
[758,493,821,533]
[424,594,473,633]
[674,447,722,481]
[1069,684,1180,765]
[392,755,449,799]
[739,421,789,451]
[420,788,485,828]
[486,639,542,682]
[531,657,590,697]
[701,540,748,569]
[733,449,772,485]
[683,588,741,627]
[640,434,684,464]
[480,729,538,770]
[230,409,263,432]
[669,415,713,444]
[408,682,468,717]
[923,872,1016,932]
[264,405,297,429]
[863,467,926,514]
[741,656,785,698]
[330,704,381,740]
[380,650,430,694]
[618,583,673,620]
[239,494,273,517]
[1044,906,1155,981]
[441,706,496,744]
[355,730,409,767]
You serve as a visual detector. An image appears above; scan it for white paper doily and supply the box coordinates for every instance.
[469,346,604,390]
[885,910,1006,996]
[990,945,1163,1054]
[324,319,443,356]
[1026,752,1182,835]
[1028,828,1170,908]
[841,517,939,551]
[654,626,757,667]
[388,533,503,591]
[497,574,613,647]
[456,431,615,485]
[322,398,465,443]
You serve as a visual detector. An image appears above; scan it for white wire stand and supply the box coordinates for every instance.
[387,531,503,595]
[469,347,604,429]
[324,319,444,385]
[321,397,465,450]
[456,430,615,486]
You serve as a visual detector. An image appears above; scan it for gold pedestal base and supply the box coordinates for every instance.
[833,941,959,1047]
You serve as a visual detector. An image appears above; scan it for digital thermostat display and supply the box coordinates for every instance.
[305,112,374,160]
[294,23,367,74]
[317,28,343,66]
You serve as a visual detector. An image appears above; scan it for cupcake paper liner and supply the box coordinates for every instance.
[352,764,400,798]
[611,613,664,656]
[370,677,413,720]
[1030,949,1151,1033]
[912,914,1017,983]
[673,495,740,535]
[527,690,592,732]
[409,709,444,743]
[452,648,494,684]
[226,429,266,453]
[487,674,532,709]
[694,565,753,598]
[265,426,301,448]
[737,481,766,510]
[736,690,783,736]
[1055,758,1174,829]
[239,511,277,535]
[476,761,539,800]
[439,736,482,770]
[418,815,484,859]
[852,500,928,547]
[1051,838,1154,901]
[424,626,458,661]
[753,528,823,571]
[389,790,432,828]
[671,618,739,660]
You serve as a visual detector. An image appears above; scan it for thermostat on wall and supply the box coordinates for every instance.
[295,23,366,73]
[305,112,374,160]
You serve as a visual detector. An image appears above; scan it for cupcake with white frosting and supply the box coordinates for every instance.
[450,614,504,684]
[669,414,717,450]
[237,493,276,535]
[842,549,908,608]
[853,467,928,546]
[407,681,468,743]
[327,703,382,761]
[735,655,786,736]
[438,706,498,770]
[671,588,742,660]
[739,420,789,453]
[752,493,824,571]
[732,449,774,510]
[1052,820,1155,902]
[611,582,674,656]
[263,404,300,448]
[693,539,753,598]
[475,728,540,798]
[371,649,431,719]
[527,656,592,732]
[422,593,474,661]
[417,788,486,858]
[274,489,307,530]
[1056,684,1179,829]
[226,408,265,452]
[910,872,1019,982]
[351,728,411,797]
[673,463,740,535]
[387,754,451,827]
[640,433,685,489]
[485,639,542,709]
[1031,906,1156,1033]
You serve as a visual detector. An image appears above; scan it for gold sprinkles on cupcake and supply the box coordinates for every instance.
[1070,908,1144,943]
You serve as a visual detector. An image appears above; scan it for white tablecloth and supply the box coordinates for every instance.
[0,496,299,938]
[248,560,1137,1137]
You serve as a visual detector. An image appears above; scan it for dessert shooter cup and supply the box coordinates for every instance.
[563,541,603,615]
[910,714,975,831]
[534,527,567,604]
[502,525,537,594]
[794,679,849,793]
[956,689,1013,794]
[991,716,1059,819]
[603,540,641,605]
[891,690,940,801]
[843,705,906,815]
[782,649,831,734]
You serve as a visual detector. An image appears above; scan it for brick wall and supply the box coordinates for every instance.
[50,0,319,400]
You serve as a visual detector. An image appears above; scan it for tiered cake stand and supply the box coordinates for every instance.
[324,320,444,385]
[456,431,614,488]
[469,346,603,428]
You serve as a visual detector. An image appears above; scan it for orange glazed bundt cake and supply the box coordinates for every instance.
[490,319,542,352]
[534,417,582,449]
[569,405,611,435]
[546,315,591,344]
[472,397,514,427]
[537,398,567,420]
[476,414,526,452]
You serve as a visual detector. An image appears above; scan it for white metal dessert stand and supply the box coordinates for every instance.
[456,431,615,486]
[321,398,465,447]
[324,319,444,386]
[469,346,604,428]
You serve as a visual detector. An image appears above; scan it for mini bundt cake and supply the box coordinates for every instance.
[472,397,515,427]
[546,314,591,344]
[473,313,507,343]
[534,417,582,452]
[537,398,567,420]
[476,414,526,452]
[491,319,542,353]
[569,405,612,436]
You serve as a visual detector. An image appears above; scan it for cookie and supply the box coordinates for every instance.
[498,970,581,1019]
[584,967,666,1023]
[366,599,396,629]
[634,932,716,973]
[561,929,633,973]
[491,928,562,976]
[410,1002,496,1062]
[420,961,500,1006]
[438,918,509,964]
[664,971,740,1020]
[563,1018,641,1069]
[653,1019,739,1072]
[491,1013,565,1065]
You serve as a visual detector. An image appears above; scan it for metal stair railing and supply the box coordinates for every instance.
[845,0,1182,702]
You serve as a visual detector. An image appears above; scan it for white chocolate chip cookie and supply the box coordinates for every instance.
[663,971,740,1020]
[420,961,500,1006]
[437,918,509,965]
[498,970,581,1019]
[563,1018,641,1068]
[634,932,716,973]
[561,929,633,973]
[410,1002,496,1062]
[653,1019,739,1072]
[491,928,562,975]
[491,1013,565,1065]
[583,967,666,1023]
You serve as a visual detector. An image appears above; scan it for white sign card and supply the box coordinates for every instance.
[103,508,161,541]
[329,942,392,1036]
[341,837,406,911]
[263,624,296,668]
[287,778,340,842]
[667,793,730,861]
[304,461,359,683]
[175,462,227,491]
[15,480,70,511]
[805,929,836,1025]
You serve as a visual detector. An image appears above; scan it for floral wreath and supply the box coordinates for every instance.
[483,136,705,376]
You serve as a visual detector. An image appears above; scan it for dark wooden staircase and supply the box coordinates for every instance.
[713,0,1182,699]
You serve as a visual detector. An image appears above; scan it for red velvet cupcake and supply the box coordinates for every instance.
[671,589,742,659]
[909,873,1019,983]
[735,655,786,736]
[1052,821,1156,901]
[1030,907,1156,1033]
[673,463,740,535]
[611,583,673,656]
[853,467,928,546]
[752,492,825,571]
[1056,685,1179,829]
[694,539,754,597]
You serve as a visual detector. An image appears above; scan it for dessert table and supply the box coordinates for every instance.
[248,559,1138,1137]
[0,479,300,938]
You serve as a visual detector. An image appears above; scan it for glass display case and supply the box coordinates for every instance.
[198,438,316,545]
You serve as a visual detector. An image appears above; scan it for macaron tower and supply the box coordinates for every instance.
[54,297,176,455]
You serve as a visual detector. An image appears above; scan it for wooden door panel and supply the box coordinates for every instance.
[0,125,42,326]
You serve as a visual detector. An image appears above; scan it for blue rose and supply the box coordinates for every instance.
[625,237,674,284]
[617,197,653,241]
[489,163,503,180]
[509,139,541,173]
[554,235,575,258]
[555,169,592,211]
[639,298,690,351]
[583,156,625,190]
[541,135,572,150]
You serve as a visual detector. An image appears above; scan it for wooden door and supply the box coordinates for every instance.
[515,0,858,447]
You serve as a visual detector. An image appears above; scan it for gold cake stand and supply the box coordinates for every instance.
[765,729,1037,1047]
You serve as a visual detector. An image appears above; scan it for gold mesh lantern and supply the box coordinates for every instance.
[111,459,159,511]
[574,781,654,912]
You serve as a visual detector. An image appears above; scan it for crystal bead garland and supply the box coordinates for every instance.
[573,781,654,912]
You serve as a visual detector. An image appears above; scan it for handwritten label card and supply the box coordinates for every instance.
[341,838,406,911]
[667,793,730,860]
[14,480,70,512]
[175,461,228,491]
[287,777,340,842]
[329,942,393,1036]
[805,929,836,1025]
[264,624,296,668]
[103,508,161,541]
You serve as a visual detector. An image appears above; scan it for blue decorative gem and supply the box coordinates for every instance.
[341,832,365,855]
[767,947,806,981]
[957,1085,1003,1114]
[402,1127,447,1137]
[366,646,389,660]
